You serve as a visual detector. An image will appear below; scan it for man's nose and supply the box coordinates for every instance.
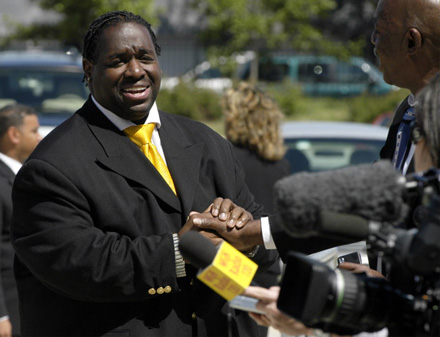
[126,59,144,77]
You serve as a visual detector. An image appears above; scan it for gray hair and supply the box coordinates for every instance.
[415,72,440,167]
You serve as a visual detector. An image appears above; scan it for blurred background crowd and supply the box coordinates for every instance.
[0,0,405,174]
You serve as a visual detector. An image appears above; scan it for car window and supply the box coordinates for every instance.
[258,59,289,82]
[334,62,369,84]
[284,138,383,172]
[0,69,88,114]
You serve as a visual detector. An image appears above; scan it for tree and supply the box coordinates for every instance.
[4,0,158,51]
[192,0,369,80]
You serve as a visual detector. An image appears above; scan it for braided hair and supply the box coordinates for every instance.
[82,10,161,63]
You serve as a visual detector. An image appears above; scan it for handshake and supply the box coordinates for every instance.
[178,197,264,254]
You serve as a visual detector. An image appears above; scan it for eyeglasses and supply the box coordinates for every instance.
[410,120,424,144]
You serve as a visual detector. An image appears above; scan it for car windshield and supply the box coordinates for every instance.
[284,138,384,172]
[0,68,89,124]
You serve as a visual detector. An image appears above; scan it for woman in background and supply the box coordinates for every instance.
[222,82,291,216]
[222,81,291,337]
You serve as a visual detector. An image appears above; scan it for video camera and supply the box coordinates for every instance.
[277,168,440,336]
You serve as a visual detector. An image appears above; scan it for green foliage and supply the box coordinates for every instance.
[193,0,363,61]
[157,81,223,121]
[265,84,409,123]
[5,0,158,50]
[347,89,410,123]
[264,82,303,118]
[156,80,408,127]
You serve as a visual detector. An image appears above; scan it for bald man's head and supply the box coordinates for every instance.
[372,0,440,93]
[407,0,440,47]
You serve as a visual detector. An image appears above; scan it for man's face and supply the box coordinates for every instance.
[16,114,41,163]
[84,22,162,122]
[371,0,407,87]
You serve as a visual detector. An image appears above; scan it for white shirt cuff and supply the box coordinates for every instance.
[261,216,277,249]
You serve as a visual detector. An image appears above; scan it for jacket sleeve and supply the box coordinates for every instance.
[11,159,179,303]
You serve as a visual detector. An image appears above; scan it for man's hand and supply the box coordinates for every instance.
[192,216,263,252]
[178,197,262,256]
[338,262,385,278]
[243,286,313,336]
[209,197,253,229]
[0,319,12,337]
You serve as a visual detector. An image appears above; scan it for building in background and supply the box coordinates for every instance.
[0,0,205,77]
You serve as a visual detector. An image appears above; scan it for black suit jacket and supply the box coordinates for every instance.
[11,98,273,336]
[380,96,414,173]
[0,159,20,335]
[231,146,291,215]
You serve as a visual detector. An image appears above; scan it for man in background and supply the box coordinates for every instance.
[374,0,440,174]
[0,104,41,336]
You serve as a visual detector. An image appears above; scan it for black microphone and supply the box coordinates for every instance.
[179,231,265,314]
[273,160,410,238]
[179,230,217,269]
[317,210,371,241]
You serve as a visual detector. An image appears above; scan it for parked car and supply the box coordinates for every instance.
[162,53,394,97]
[282,121,389,173]
[161,51,254,93]
[0,47,89,137]
[255,55,394,97]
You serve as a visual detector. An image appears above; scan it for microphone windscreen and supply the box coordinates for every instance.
[273,160,409,237]
[179,231,217,269]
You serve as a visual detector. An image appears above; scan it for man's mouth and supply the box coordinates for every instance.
[122,86,148,94]
[121,85,151,100]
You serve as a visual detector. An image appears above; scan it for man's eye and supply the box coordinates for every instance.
[108,59,123,66]
[140,54,154,62]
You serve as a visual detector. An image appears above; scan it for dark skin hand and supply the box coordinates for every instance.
[191,214,264,252]
[178,197,254,246]
[210,197,253,229]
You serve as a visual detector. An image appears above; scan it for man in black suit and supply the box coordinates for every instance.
[373,0,440,174]
[11,11,275,337]
[0,104,41,336]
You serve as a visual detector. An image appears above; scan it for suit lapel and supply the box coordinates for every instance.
[381,96,410,159]
[158,112,204,216]
[79,100,181,212]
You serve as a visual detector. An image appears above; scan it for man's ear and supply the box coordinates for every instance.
[83,59,92,81]
[407,28,422,54]
[7,126,21,145]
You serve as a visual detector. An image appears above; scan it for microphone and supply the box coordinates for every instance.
[179,231,258,300]
[179,231,265,314]
[273,160,410,238]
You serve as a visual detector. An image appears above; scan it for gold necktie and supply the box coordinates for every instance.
[124,124,177,195]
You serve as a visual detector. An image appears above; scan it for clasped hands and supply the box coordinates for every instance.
[178,197,263,253]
